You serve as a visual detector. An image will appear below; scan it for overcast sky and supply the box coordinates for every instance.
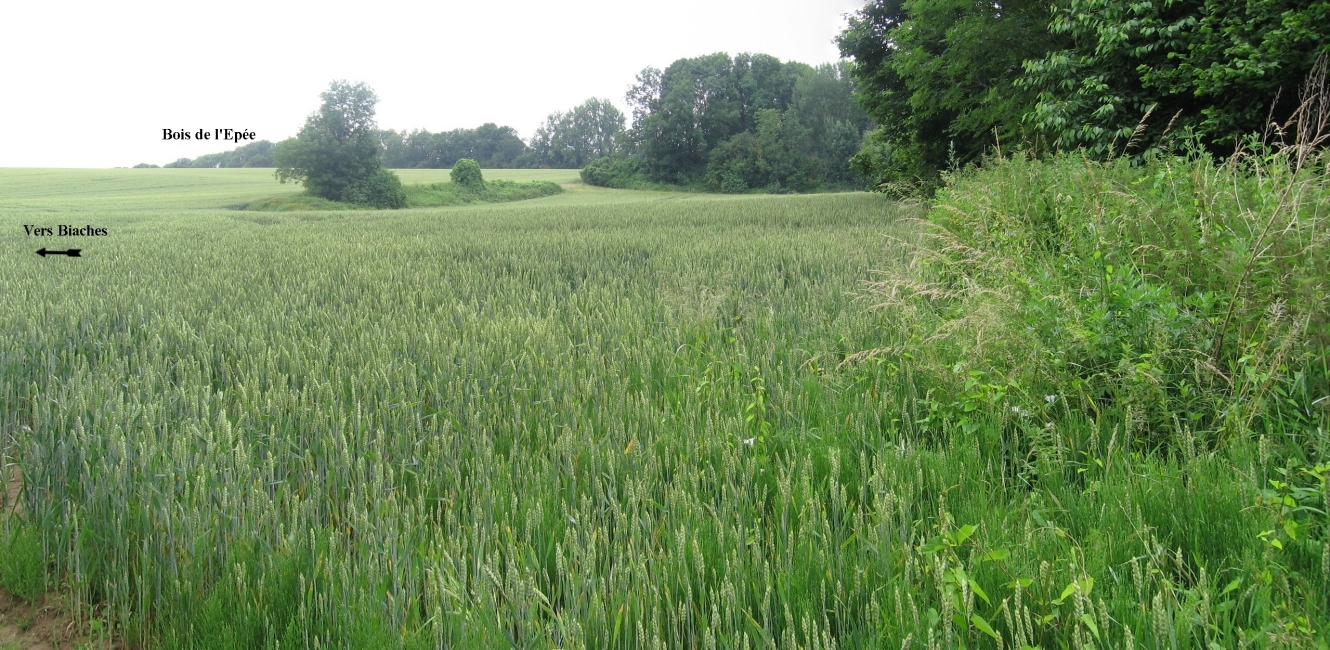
[0,0,864,168]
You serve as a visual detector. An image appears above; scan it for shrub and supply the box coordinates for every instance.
[870,144,1329,454]
[580,155,648,188]
[450,159,484,188]
[705,133,765,193]
[344,168,406,209]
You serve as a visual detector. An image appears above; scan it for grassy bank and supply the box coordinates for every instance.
[859,146,1329,647]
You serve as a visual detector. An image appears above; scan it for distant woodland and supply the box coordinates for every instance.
[152,53,869,192]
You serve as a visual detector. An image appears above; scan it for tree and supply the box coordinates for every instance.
[1019,0,1330,155]
[837,0,1066,187]
[529,98,626,168]
[622,53,866,189]
[274,81,396,203]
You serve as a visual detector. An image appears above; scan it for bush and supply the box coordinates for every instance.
[580,155,649,188]
[871,145,1329,453]
[705,133,765,193]
[450,159,484,188]
[344,168,406,209]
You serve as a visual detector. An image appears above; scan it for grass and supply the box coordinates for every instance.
[0,525,44,603]
[400,178,562,207]
[0,146,1327,649]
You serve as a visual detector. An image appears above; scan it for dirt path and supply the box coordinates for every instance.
[0,589,64,650]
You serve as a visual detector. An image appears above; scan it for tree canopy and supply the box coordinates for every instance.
[528,98,626,168]
[274,81,404,208]
[1019,0,1330,155]
[611,53,869,191]
[837,0,1330,188]
[381,123,530,169]
[837,0,1064,186]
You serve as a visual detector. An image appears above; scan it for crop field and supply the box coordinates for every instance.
[1,163,1326,649]
[0,171,912,647]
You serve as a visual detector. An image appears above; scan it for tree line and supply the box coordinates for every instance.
[837,0,1328,189]
[152,99,632,171]
[145,52,869,195]
[157,140,276,168]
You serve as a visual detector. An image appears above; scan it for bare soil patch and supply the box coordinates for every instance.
[1,466,116,650]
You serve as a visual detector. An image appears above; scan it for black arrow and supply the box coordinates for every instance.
[36,248,82,257]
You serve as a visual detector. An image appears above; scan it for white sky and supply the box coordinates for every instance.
[0,0,864,168]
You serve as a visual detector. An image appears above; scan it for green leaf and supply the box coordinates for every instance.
[953,524,977,545]
[1080,613,1100,640]
[971,613,999,640]
[984,548,1010,562]
[1283,519,1299,540]
[1055,582,1076,604]
[1220,577,1242,597]
[969,578,992,605]
[1271,538,1284,549]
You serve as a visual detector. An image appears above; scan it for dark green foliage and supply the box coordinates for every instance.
[381,123,530,169]
[625,54,868,190]
[449,158,484,188]
[274,81,387,203]
[344,167,406,208]
[704,109,823,192]
[133,163,160,169]
[0,523,45,602]
[162,140,276,169]
[1020,0,1330,154]
[704,132,766,192]
[839,0,1329,184]
[837,0,1064,188]
[402,178,562,207]
[579,155,654,188]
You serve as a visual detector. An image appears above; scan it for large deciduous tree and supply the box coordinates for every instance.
[620,53,867,190]
[275,81,402,207]
[529,98,626,168]
[837,0,1064,187]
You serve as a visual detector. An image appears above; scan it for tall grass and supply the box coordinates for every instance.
[860,91,1329,645]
